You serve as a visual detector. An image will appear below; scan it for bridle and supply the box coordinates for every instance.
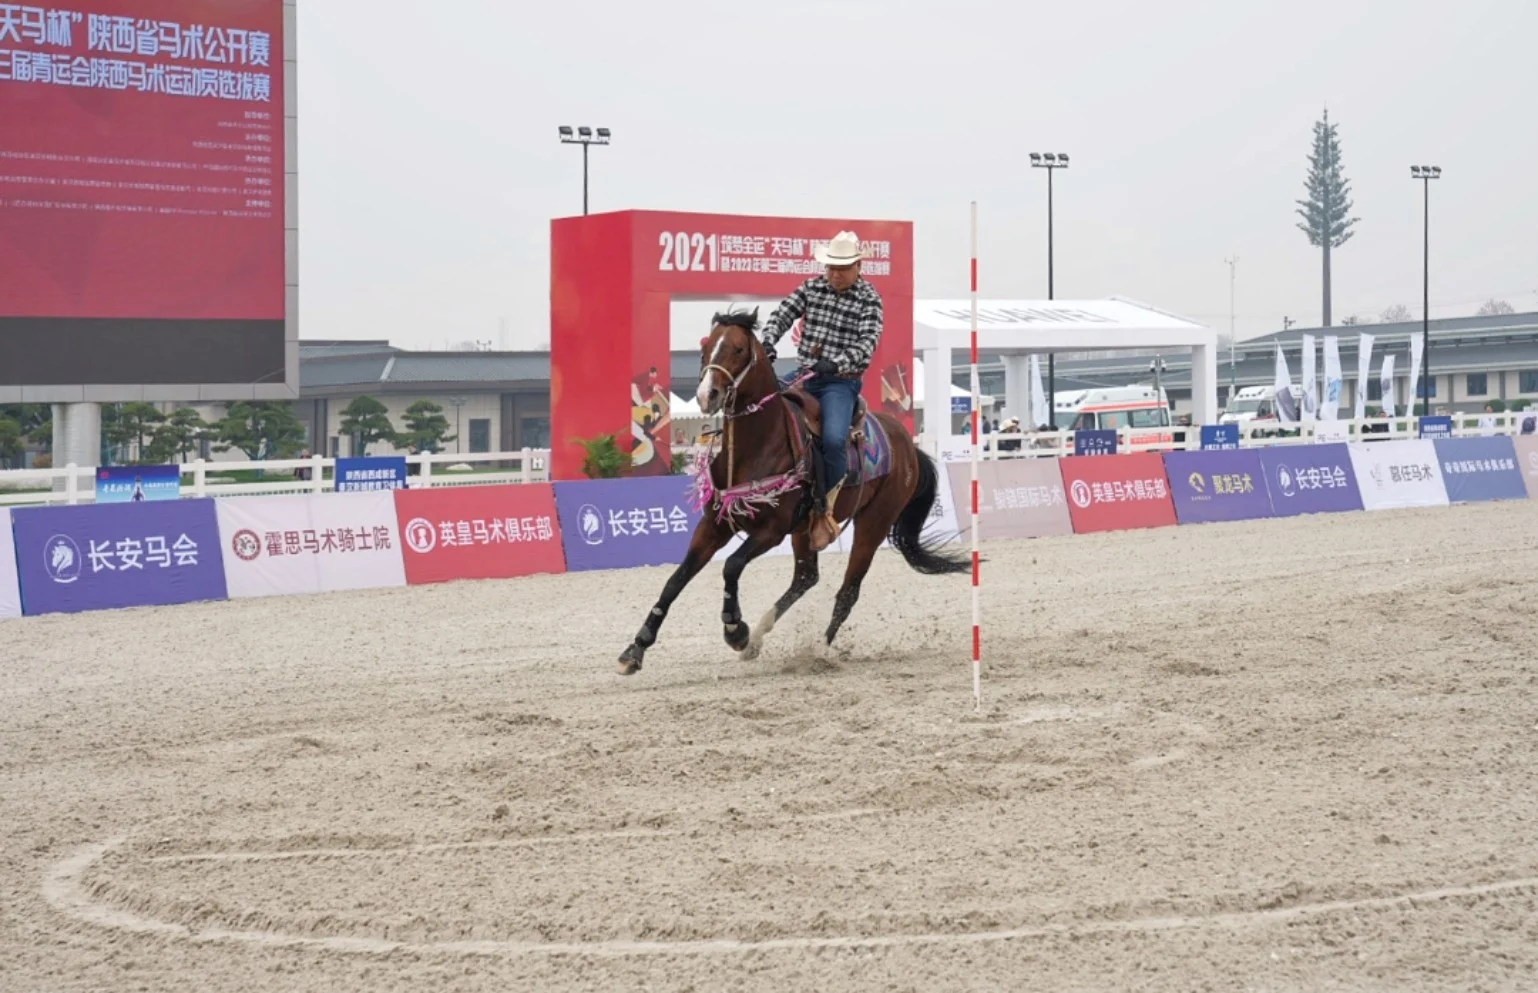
[697,329,813,497]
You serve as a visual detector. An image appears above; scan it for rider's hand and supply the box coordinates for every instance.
[812,357,839,376]
[761,340,776,361]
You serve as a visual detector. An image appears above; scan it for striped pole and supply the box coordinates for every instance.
[969,201,981,711]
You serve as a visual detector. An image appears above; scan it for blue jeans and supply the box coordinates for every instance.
[802,375,862,487]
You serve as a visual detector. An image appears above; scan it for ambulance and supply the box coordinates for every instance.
[1051,385,1175,445]
[1220,384,1299,438]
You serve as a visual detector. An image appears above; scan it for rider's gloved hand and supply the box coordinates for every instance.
[812,357,839,376]
[761,340,777,361]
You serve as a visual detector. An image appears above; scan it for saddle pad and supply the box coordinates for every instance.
[850,414,893,483]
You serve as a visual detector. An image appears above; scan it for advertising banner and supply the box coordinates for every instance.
[1199,424,1240,450]
[395,484,566,585]
[1431,436,1527,504]
[1254,444,1363,517]
[216,491,406,599]
[1162,450,1274,525]
[1058,452,1177,534]
[335,457,407,493]
[1515,436,1538,500]
[1348,440,1449,512]
[11,499,228,616]
[0,0,286,324]
[0,509,19,620]
[553,476,698,572]
[1073,430,1118,456]
[945,459,1072,542]
[95,465,181,503]
[1418,416,1453,440]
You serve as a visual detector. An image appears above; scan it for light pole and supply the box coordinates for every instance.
[557,126,611,215]
[1149,356,1167,414]
[449,396,467,454]
[1225,256,1239,408]
[1410,165,1440,416]
[1030,152,1069,424]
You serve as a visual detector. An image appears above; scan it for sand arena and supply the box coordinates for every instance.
[3,498,1537,992]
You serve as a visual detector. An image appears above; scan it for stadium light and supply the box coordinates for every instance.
[1031,152,1071,418]
[558,126,611,215]
[1410,164,1441,416]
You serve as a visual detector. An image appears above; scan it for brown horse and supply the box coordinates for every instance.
[616,308,970,676]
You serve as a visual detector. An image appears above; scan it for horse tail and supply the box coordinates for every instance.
[888,447,972,576]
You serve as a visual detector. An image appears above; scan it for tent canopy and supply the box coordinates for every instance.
[911,356,995,409]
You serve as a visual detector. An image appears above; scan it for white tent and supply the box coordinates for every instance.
[913,297,1217,453]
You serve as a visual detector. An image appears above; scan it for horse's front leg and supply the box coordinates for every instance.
[720,527,784,652]
[741,527,819,661]
[618,519,731,676]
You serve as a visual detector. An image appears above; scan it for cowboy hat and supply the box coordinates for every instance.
[813,230,866,267]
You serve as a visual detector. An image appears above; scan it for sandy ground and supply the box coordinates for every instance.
[3,499,1538,993]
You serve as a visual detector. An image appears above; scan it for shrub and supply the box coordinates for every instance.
[575,433,627,479]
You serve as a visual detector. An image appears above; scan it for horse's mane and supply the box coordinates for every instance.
[711,308,760,332]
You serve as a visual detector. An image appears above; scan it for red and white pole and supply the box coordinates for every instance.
[969,201,981,710]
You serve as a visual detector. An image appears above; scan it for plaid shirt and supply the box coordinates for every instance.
[759,276,884,376]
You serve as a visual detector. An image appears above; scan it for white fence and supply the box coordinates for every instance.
[0,449,549,507]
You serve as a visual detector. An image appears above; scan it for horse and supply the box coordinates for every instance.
[616,308,971,676]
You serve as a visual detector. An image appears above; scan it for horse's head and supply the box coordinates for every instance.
[697,307,765,415]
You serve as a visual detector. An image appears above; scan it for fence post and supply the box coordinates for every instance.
[192,459,208,497]
[64,463,79,505]
[419,457,433,489]
[311,453,325,493]
[520,448,532,484]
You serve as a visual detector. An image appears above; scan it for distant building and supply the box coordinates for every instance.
[119,311,1538,462]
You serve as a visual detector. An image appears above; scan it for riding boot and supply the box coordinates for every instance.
[811,478,843,552]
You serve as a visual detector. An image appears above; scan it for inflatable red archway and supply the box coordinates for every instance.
[549,209,914,481]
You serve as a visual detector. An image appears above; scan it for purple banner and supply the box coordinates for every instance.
[1432,436,1527,503]
[1255,443,1363,517]
[552,475,700,572]
[1162,449,1274,524]
[11,499,228,616]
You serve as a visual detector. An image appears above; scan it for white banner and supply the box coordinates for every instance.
[1348,439,1449,512]
[1274,344,1298,423]
[216,491,407,599]
[1354,333,1375,421]
[1406,335,1424,414]
[1300,333,1317,422]
[0,508,19,620]
[923,455,962,545]
[1029,354,1049,431]
[1321,336,1343,421]
[1380,354,1397,418]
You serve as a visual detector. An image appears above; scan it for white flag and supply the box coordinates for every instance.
[1406,334,1424,415]
[1274,343,1298,423]
[1321,336,1343,421]
[1354,333,1375,421]
[1300,334,1317,422]
[1029,354,1049,431]
[1379,354,1396,419]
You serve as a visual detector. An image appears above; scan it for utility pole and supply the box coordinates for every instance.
[1225,256,1238,406]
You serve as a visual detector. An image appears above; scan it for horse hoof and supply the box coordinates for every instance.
[617,645,644,676]
[739,640,761,662]
[724,621,751,652]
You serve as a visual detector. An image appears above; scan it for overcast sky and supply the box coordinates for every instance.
[296,0,1538,351]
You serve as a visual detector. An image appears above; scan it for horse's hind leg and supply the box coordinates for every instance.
[721,529,781,653]
[742,528,819,660]
[825,514,884,647]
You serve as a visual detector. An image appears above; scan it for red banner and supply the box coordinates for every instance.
[0,0,285,321]
[550,209,914,480]
[1058,452,1178,533]
[393,485,566,585]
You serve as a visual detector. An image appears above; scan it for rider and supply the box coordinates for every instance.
[758,230,884,551]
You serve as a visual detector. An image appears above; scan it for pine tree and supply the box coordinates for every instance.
[1295,109,1359,327]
